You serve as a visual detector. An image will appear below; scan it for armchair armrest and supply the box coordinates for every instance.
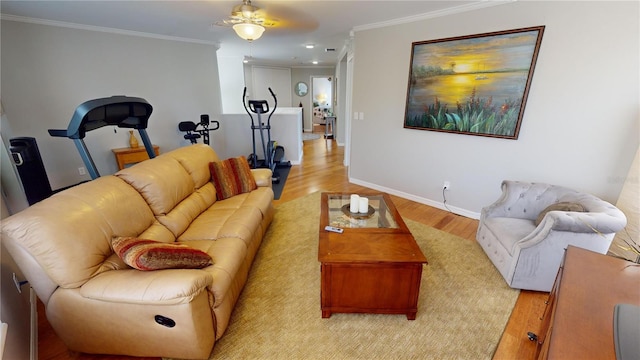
[80,269,212,305]
[515,209,627,252]
[539,209,627,234]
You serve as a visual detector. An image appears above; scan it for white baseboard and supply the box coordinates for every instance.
[348,177,481,220]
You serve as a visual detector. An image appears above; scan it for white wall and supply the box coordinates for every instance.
[349,1,639,217]
[1,20,222,190]
[217,55,246,114]
[291,67,336,131]
[217,108,303,165]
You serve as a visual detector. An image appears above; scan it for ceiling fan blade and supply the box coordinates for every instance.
[256,3,318,31]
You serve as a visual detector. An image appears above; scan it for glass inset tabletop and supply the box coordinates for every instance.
[326,194,399,229]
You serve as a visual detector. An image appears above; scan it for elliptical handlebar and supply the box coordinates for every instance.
[242,87,277,119]
[266,87,277,125]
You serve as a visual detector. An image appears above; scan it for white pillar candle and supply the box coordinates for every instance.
[359,197,369,213]
[349,194,360,213]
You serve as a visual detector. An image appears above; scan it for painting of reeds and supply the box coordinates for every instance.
[404,26,545,139]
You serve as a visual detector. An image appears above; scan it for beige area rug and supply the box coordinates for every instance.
[209,192,519,359]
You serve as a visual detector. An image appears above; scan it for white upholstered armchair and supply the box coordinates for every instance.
[476,180,627,292]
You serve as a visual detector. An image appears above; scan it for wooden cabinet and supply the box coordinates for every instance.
[534,246,640,359]
[319,236,425,320]
[318,193,428,320]
[112,145,159,170]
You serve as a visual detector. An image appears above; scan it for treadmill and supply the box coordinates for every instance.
[49,96,155,179]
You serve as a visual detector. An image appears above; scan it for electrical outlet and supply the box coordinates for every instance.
[78,167,86,175]
[443,181,450,190]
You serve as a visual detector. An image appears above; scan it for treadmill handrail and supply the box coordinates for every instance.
[48,96,153,139]
[47,96,156,179]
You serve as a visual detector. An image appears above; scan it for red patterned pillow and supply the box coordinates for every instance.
[112,237,213,271]
[209,156,257,200]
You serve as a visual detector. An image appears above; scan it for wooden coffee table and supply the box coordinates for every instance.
[318,192,428,320]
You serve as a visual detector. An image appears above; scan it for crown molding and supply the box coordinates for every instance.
[0,14,219,47]
[353,0,516,32]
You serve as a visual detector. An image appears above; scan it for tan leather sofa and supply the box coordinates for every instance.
[1,144,274,359]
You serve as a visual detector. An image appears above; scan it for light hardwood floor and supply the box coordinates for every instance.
[38,129,548,359]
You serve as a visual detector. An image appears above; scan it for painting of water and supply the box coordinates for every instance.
[404,26,545,139]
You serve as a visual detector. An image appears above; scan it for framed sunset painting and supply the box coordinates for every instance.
[404,26,545,139]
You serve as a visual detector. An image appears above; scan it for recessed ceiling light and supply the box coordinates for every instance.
[305,44,315,49]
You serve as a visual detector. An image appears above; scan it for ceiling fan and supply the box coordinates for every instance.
[214,0,276,41]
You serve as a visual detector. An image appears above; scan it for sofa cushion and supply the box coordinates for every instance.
[209,156,257,200]
[165,144,220,189]
[116,155,195,216]
[112,237,213,271]
[156,183,217,238]
[535,202,586,226]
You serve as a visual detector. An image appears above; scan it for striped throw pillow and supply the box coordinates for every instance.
[112,237,213,271]
[209,156,257,200]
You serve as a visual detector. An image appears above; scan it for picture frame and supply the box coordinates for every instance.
[404,26,545,139]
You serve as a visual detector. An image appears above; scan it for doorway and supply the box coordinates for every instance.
[311,76,333,134]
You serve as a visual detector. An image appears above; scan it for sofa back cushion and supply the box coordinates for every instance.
[155,183,218,237]
[116,152,195,216]
[1,176,156,289]
[116,145,223,238]
[165,144,220,189]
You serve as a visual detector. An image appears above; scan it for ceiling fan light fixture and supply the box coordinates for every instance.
[233,22,265,41]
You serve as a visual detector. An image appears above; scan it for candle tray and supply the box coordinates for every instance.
[341,204,375,219]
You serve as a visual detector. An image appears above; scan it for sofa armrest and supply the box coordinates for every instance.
[251,168,273,188]
[80,269,212,305]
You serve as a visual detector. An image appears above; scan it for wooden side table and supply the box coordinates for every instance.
[324,116,336,138]
[112,145,159,170]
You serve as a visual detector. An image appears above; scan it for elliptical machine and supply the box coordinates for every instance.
[178,114,219,145]
[243,87,285,183]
